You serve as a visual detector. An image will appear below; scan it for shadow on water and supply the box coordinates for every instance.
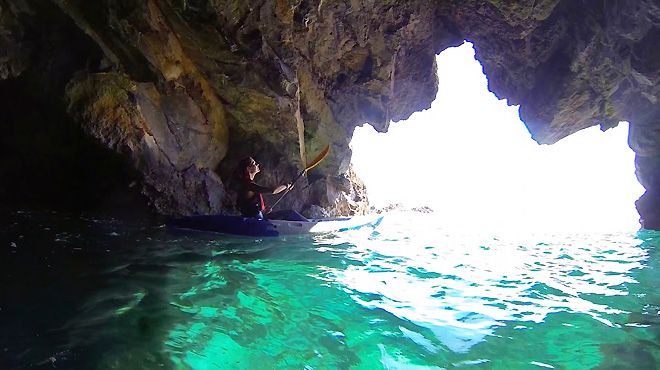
[594,229,659,370]
[0,210,289,369]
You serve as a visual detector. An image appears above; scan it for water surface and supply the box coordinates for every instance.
[1,211,658,369]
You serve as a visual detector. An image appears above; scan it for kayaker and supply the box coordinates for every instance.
[233,156,302,220]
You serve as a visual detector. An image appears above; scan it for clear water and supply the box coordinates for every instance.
[1,210,658,369]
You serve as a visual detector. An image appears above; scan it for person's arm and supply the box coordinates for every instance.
[245,182,292,194]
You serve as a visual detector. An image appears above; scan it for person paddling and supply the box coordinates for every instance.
[233,156,290,219]
[233,156,306,221]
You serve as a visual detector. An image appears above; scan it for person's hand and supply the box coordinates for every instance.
[274,184,288,194]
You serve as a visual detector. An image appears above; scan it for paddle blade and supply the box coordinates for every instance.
[305,145,330,172]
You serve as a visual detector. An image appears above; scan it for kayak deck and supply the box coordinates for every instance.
[168,214,384,237]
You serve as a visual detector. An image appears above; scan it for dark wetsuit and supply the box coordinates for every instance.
[236,178,308,221]
[236,179,276,218]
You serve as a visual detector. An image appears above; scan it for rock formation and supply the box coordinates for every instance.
[1,0,658,227]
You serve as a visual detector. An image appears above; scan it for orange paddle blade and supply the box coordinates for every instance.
[304,145,330,172]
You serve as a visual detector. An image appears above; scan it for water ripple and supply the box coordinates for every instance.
[2,211,657,369]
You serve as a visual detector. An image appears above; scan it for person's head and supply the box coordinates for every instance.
[236,156,260,180]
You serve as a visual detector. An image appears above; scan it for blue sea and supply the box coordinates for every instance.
[1,210,658,369]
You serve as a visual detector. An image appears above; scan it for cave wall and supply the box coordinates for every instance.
[0,0,147,213]
[1,0,658,227]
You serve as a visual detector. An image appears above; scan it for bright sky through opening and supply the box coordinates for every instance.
[350,42,644,232]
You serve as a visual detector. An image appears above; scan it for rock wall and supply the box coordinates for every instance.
[1,0,658,226]
[0,0,149,212]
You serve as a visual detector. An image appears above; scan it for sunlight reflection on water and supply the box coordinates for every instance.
[322,213,647,354]
[158,212,656,369]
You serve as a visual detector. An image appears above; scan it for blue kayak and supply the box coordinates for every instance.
[168,214,384,237]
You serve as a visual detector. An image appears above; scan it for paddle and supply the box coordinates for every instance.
[267,145,330,213]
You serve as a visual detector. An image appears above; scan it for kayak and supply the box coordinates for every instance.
[168,214,384,237]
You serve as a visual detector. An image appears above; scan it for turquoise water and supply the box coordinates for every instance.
[1,211,658,369]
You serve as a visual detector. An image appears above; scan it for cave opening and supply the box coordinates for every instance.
[350,42,644,232]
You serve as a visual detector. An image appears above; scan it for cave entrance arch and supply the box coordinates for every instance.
[350,43,643,232]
